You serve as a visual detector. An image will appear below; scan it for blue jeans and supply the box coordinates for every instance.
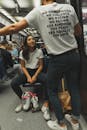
[11,68,48,99]
[47,50,81,123]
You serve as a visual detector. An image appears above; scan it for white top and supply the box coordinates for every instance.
[25,2,79,55]
[19,48,44,69]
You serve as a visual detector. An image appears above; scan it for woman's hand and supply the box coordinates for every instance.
[31,75,37,83]
[27,77,32,84]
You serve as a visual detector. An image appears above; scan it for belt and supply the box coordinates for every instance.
[48,49,78,58]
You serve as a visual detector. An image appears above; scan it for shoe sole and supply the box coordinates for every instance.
[23,107,31,112]
[65,114,79,130]
[32,107,41,113]
[43,116,51,121]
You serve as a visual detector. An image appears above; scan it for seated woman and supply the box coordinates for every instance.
[11,35,50,118]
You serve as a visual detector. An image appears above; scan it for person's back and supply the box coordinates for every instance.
[25,2,80,55]
[24,1,82,130]
[0,41,13,68]
[0,47,13,69]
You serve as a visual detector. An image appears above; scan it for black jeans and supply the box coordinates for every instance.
[47,50,81,123]
[0,57,6,79]
[11,68,48,99]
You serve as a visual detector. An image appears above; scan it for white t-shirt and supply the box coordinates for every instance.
[19,48,44,69]
[25,2,79,55]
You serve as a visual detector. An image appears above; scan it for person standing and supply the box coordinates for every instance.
[0,0,82,130]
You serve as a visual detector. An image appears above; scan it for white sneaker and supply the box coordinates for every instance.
[15,104,22,113]
[65,114,79,130]
[41,105,51,120]
[22,92,31,111]
[31,96,40,112]
[47,120,67,130]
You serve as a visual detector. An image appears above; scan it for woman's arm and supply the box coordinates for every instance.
[31,58,43,83]
[20,59,32,83]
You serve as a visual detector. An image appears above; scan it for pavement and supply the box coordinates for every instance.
[0,80,87,130]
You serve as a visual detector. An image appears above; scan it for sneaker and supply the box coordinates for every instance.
[65,114,79,130]
[47,120,67,130]
[22,92,31,111]
[31,95,40,113]
[41,105,51,120]
[15,104,22,113]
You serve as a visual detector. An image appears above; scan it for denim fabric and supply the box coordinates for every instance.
[0,57,6,79]
[11,68,48,99]
[47,50,81,123]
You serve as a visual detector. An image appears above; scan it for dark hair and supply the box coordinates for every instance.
[22,35,36,61]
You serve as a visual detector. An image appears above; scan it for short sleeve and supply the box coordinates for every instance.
[19,50,25,60]
[24,8,39,28]
[39,49,44,59]
[70,5,79,25]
